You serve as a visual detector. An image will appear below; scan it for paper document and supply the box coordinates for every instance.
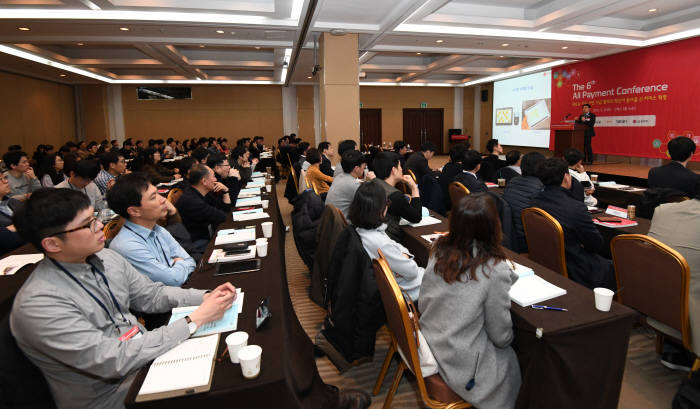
[137,334,219,400]
[251,171,265,177]
[169,303,238,337]
[239,187,261,195]
[233,212,270,221]
[156,178,183,187]
[509,275,566,307]
[421,233,444,243]
[214,228,255,245]
[209,247,256,263]
[0,254,44,276]
[507,260,535,278]
[399,216,442,227]
[233,208,263,216]
[236,197,263,206]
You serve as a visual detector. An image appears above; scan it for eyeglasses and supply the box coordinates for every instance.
[51,217,101,236]
[0,174,8,182]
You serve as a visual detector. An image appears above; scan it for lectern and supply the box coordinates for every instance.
[551,123,586,157]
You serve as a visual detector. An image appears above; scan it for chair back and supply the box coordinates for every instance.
[289,165,299,193]
[167,187,183,204]
[103,218,124,240]
[407,169,417,183]
[611,234,691,348]
[335,206,348,225]
[448,181,470,210]
[521,207,568,278]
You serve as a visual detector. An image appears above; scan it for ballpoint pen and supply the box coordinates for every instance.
[531,305,568,312]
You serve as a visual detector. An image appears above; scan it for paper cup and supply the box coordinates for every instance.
[256,238,268,257]
[225,332,249,364]
[594,288,614,312]
[497,178,506,187]
[261,200,269,209]
[261,222,273,238]
[238,345,262,379]
[265,184,272,192]
[590,174,598,182]
[266,166,271,174]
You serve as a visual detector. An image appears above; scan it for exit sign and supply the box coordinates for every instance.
[360,102,363,108]
[420,102,427,108]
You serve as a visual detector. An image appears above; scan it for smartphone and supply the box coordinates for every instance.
[222,242,250,251]
[256,297,271,330]
[214,259,262,276]
[581,180,592,188]
[596,216,622,223]
[224,248,250,256]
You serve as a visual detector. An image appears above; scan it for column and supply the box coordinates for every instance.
[472,84,481,151]
[453,87,463,131]
[282,85,298,136]
[105,85,125,143]
[318,32,360,163]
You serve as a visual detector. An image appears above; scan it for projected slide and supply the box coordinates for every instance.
[493,71,552,148]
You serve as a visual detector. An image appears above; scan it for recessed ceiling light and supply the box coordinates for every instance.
[119,27,129,31]
[59,74,67,77]
[307,76,312,79]
[416,52,422,55]
[216,30,225,34]
[255,46,261,49]
[435,40,444,43]
[561,46,569,49]
[501,43,509,47]
[199,45,205,48]
[499,55,505,58]
[77,42,84,46]
[648,8,657,12]
[230,31,236,35]
[18,27,30,31]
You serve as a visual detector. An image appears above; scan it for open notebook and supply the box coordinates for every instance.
[136,334,219,402]
[509,274,567,307]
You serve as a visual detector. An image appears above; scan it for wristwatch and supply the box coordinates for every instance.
[185,315,197,336]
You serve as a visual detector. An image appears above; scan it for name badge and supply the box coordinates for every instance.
[119,325,142,341]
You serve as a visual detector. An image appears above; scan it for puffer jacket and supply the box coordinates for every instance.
[502,175,544,253]
[291,190,325,269]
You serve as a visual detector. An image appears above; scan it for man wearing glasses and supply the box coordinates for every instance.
[10,188,236,409]
[0,163,25,255]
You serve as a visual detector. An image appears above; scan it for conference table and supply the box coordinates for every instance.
[125,184,332,408]
[400,213,638,409]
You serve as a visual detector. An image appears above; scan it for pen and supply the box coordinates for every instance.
[531,305,568,312]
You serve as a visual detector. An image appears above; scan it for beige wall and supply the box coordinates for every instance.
[119,85,284,141]
[359,86,454,151]
[79,84,109,142]
[296,85,316,143]
[0,71,76,154]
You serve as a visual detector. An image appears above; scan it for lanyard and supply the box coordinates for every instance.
[49,258,128,330]
[122,224,173,267]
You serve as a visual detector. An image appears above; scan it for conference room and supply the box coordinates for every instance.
[1,1,700,409]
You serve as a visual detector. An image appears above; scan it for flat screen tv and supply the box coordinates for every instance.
[137,87,192,100]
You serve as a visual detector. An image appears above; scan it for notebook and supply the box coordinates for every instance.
[233,212,270,221]
[0,254,44,276]
[136,334,219,402]
[509,274,567,307]
[168,303,239,337]
[399,216,442,227]
[236,197,262,206]
[214,228,256,245]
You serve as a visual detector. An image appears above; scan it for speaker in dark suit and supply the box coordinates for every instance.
[575,104,596,163]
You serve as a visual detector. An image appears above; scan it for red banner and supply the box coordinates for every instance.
[550,36,700,161]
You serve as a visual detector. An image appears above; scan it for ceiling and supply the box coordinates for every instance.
[0,0,698,86]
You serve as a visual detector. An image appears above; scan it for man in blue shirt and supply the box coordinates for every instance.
[107,173,195,286]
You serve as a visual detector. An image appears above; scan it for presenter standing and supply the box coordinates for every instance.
[576,103,596,164]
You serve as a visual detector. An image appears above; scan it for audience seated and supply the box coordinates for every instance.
[318,142,335,178]
[0,163,25,255]
[207,152,242,201]
[55,159,108,211]
[477,139,507,183]
[3,150,41,200]
[371,152,421,242]
[564,148,598,207]
[175,164,231,250]
[351,181,424,301]
[502,152,545,253]
[497,150,522,182]
[120,138,136,159]
[133,148,179,185]
[648,136,700,197]
[419,193,521,409]
[453,150,488,193]
[393,141,409,169]
[333,140,358,177]
[305,148,333,198]
[296,141,311,171]
[648,186,700,371]
[191,146,211,166]
[107,173,196,286]
[36,153,65,188]
[439,143,469,209]
[248,135,264,160]
[9,188,236,409]
[230,146,256,184]
[405,141,439,183]
[531,158,615,290]
[326,150,372,218]
[94,152,127,195]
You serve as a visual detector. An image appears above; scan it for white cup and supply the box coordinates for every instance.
[261,221,273,238]
[256,238,268,257]
[593,287,614,312]
[225,332,249,364]
[591,174,599,183]
[238,345,262,379]
[265,184,272,192]
[261,200,269,209]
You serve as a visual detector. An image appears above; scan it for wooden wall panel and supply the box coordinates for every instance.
[296,85,315,143]
[121,85,284,141]
[79,84,109,142]
[462,86,475,143]
[0,71,76,154]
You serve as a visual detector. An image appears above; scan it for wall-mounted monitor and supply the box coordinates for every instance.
[137,87,192,100]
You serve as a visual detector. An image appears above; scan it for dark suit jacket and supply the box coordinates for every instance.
[576,112,596,137]
[496,166,520,182]
[439,162,463,209]
[405,152,437,183]
[175,187,231,243]
[0,197,21,227]
[248,144,261,160]
[320,155,334,178]
[648,161,700,197]
[453,171,488,194]
[477,154,506,183]
[532,186,615,289]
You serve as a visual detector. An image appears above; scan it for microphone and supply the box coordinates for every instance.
[564,113,571,121]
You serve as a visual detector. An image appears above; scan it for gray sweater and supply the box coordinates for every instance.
[419,256,521,409]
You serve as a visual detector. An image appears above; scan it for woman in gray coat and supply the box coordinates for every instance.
[419,193,521,409]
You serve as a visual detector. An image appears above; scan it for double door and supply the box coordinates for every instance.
[403,108,444,153]
[360,108,382,147]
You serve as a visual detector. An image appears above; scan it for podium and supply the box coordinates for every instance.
[551,123,586,157]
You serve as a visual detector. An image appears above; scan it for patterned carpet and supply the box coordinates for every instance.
[275,180,686,409]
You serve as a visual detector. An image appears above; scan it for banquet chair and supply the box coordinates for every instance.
[448,181,470,211]
[167,187,183,204]
[521,207,568,278]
